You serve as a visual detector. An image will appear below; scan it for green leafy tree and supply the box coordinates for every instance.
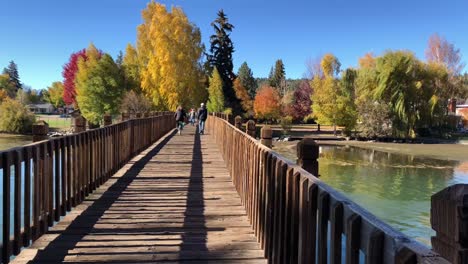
[374,51,423,137]
[76,53,124,125]
[208,10,239,111]
[207,67,225,112]
[237,62,257,98]
[0,98,36,133]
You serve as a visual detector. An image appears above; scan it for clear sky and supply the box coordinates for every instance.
[1,0,467,90]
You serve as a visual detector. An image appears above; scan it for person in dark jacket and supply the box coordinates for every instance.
[174,106,186,135]
[197,103,208,134]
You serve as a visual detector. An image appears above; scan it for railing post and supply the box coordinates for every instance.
[32,120,49,142]
[121,112,130,121]
[235,115,242,130]
[246,120,256,138]
[74,115,86,133]
[431,184,468,264]
[103,114,112,126]
[260,126,272,148]
[296,138,319,177]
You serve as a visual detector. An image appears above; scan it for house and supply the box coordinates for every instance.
[456,104,468,129]
[28,103,55,114]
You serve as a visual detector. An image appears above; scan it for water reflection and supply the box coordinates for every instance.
[318,145,468,245]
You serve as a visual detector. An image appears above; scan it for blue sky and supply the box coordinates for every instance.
[1,0,467,90]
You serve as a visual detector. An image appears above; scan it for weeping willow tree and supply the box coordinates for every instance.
[374,51,449,138]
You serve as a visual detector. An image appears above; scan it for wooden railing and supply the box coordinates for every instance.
[0,113,174,263]
[207,114,449,264]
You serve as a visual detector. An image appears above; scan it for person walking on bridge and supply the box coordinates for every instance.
[197,103,208,135]
[174,106,186,135]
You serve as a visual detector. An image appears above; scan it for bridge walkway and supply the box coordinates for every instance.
[13,125,266,263]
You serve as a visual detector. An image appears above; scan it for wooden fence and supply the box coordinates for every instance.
[0,113,174,263]
[207,114,449,264]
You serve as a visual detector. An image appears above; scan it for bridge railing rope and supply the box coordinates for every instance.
[207,113,450,264]
[0,112,174,263]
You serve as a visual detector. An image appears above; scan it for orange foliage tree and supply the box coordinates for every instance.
[253,85,281,120]
[233,78,253,114]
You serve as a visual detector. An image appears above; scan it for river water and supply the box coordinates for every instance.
[0,134,32,151]
[276,144,468,245]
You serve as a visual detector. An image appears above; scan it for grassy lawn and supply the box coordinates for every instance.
[35,114,72,131]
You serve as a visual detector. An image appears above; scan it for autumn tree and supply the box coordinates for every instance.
[2,61,22,92]
[254,85,281,121]
[46,82,65,108]
[122,44,141,92]
[0,73,16,97]
[208,10,240,111]
[426,33,466,100]
[426,33,464,75]
[291,80,312,122]
[62,49,87,106]
[233,78,253,114]
[207,67,225,112]
[137,3,205,110]
[0,98,36,133]
[237,62,257,98]
[311,53,346,134]
[120,90,153,114]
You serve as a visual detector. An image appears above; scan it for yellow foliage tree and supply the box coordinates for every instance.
[137,2,206,110]
[123,44,141,92]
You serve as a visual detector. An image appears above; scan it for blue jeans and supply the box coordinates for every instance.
[199,120,205,134]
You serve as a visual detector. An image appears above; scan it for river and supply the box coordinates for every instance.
[274,142,468,245]
[0,134,33,151]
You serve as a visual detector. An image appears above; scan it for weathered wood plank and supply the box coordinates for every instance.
[12,125,266,263]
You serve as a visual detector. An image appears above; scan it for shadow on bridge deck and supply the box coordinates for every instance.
[12,125,266,263]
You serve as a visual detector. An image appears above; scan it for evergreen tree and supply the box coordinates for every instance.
[237,62,257,98]
[268,59,287,96]
[208,10,239,112]
[207,67,225,113]
[272,59,286,87]
[3,61,22,92]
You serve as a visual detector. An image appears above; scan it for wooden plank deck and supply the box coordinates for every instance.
[13,125,266,263]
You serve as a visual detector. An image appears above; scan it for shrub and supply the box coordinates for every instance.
[0,98,36,133]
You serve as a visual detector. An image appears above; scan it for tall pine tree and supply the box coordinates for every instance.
[268,59,286,95]
[2,61,22,93]
[208,10,240,113]
[237,62,257,98]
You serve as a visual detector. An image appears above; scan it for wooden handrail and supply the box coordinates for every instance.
[207,114,449,263]
[0,112,175,263]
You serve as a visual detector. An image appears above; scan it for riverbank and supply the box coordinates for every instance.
[274,140,468,162]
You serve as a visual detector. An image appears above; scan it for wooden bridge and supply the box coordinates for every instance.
[0,113,463,263]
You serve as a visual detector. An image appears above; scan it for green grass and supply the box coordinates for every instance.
[35,115,72,130]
